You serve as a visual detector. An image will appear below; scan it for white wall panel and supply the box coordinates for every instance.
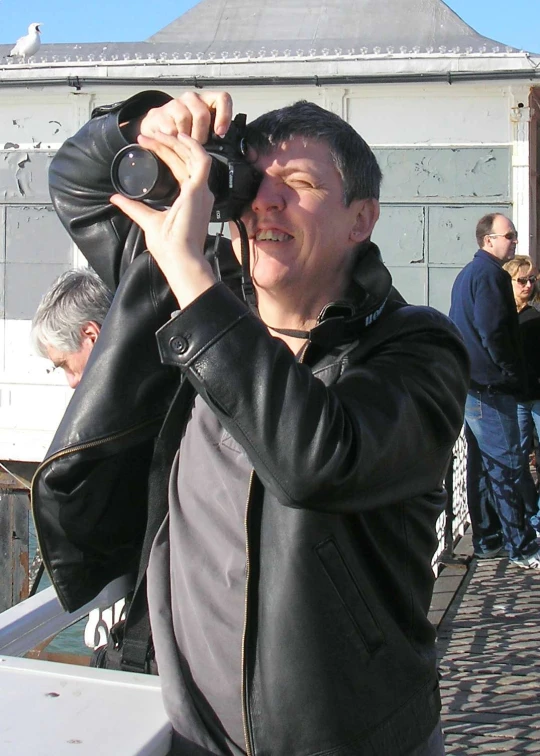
[0,382,70,461]
[3,320,44,380]
[347,85,512,145]
[0,320,72,459]
[0,99,76,148]
[224,86,327,119]
[91,85,326,124]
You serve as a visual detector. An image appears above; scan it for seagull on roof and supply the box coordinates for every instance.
[8,23,42,61]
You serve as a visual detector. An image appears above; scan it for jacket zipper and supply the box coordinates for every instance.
[30,417,163,588]
[241,469,255,756]
[240,346,309,755]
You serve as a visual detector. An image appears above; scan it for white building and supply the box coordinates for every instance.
[0,0,539,464]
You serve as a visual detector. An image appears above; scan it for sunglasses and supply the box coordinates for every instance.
[488,232,518,241]
[515,275,537,285]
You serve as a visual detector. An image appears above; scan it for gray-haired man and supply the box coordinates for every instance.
[31,268,113,388]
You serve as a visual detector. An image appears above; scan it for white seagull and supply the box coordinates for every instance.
[8,23,43,61]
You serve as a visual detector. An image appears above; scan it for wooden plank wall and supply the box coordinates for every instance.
[0,483,29,612]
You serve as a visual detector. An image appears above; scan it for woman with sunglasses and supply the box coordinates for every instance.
[503,255,540,532]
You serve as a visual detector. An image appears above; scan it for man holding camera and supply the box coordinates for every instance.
[34,90,468,755]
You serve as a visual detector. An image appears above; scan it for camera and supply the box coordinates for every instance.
[110,113,261,222]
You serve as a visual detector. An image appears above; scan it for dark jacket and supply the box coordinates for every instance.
[517,305,540,402]
[449,249,524,392]
[33,91,469,756]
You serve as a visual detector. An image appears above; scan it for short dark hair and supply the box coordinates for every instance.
[475,213,510,248]
[247,101,382,204]
[32,268,113,357]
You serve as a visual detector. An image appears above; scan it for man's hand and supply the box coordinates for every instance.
[110,130,217,309]
[111,90,235,308]
[140,91,233,143]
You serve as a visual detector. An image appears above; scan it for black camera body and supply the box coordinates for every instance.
[110,114,261,222]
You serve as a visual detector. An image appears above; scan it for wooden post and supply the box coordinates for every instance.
[0,480,30,612]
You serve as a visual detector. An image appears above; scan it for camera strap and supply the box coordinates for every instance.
[234,218,258,311]
[264,245,392,345]
[211,232,223,282]
[214,225,391,345]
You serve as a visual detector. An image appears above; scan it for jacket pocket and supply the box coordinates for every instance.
[316,538,384,655]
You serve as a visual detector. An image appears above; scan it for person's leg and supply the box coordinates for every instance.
[464,392,503,555]
[528,399,540,530]
[473,391,537,559]
[516,401,538,519]
[534,425,540,485]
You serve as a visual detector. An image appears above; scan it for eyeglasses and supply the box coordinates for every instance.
[488,232,518,241]
[515,275,537,285]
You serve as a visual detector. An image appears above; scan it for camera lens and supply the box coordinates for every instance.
[111,144,178,202]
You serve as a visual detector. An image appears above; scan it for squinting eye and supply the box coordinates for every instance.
[289,180,313,189]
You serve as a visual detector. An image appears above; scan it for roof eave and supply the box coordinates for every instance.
[0,52,539,87]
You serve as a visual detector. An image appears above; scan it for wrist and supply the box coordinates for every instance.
[165,255,216,310]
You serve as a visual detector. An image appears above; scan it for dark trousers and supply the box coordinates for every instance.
[408,719,445,755]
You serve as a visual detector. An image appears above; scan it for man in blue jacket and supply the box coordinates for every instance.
[450,213,540,567]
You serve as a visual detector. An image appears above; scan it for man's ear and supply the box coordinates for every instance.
[81,321,101,345]
[349,199,380,244]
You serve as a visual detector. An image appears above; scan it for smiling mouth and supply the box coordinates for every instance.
[255,230,293,242]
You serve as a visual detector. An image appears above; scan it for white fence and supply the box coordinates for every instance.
[433,427,469,567]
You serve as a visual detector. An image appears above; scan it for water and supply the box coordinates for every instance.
[29,519,92,657]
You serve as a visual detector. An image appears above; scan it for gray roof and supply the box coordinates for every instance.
[0,0,528,63]
[147,0,521,55]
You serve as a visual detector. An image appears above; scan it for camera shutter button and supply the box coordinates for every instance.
[170,336,188,355]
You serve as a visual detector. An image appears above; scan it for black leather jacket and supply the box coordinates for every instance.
[33,92,469,756]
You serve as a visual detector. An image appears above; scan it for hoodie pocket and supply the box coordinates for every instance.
[316,537,384,655]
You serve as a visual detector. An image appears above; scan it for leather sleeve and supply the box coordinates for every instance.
[156,283,469,513]
[48,90,172,291]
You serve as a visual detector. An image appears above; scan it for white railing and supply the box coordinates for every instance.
[433,427,469,569]
[449,428,469,539]
[0,574,172,756]
[0,574,132,656]
[0,654,171,755]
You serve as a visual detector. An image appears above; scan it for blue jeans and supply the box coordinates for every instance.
[465,389,538,559]
[517,399,540,528]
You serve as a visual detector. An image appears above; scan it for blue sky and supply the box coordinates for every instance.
[0,0,538,53]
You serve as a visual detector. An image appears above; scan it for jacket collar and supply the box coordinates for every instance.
[216,237,393,349]
[474,248,504,267]
[306,242,393,347]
